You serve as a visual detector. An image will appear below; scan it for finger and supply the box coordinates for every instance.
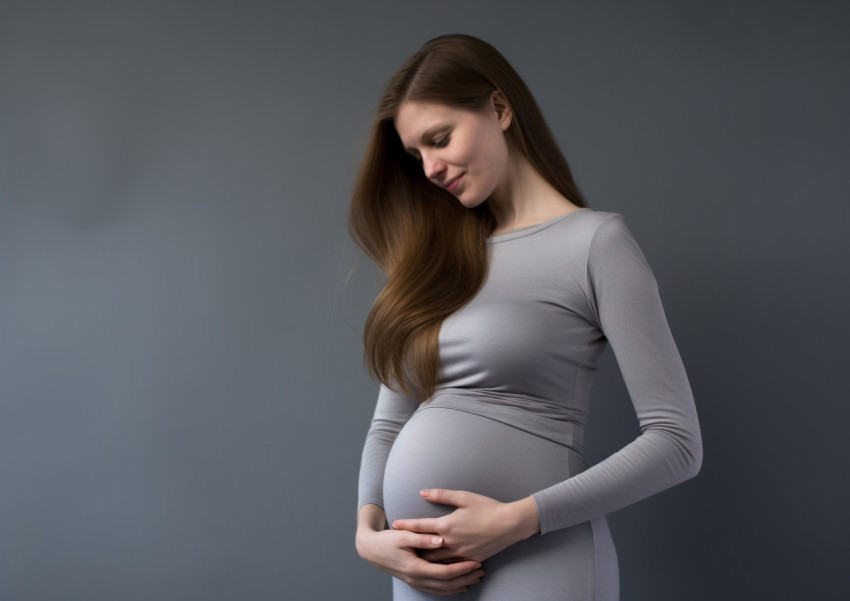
[420,547,466,563]
[409,567,485,595]
[414,557,482,580]
[392,517,441,533]
[421,488,473,506]
[401,531,445,549]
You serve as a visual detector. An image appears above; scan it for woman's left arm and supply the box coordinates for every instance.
[530,213,702,534]
[393,213,702,557]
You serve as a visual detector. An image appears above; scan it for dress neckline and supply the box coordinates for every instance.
[487,207,589,243]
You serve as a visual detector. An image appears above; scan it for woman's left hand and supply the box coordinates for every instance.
[391,489,541,563]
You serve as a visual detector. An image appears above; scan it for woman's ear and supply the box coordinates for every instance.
[490,90,513,131]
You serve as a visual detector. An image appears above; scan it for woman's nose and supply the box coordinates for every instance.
[422,154,446,180]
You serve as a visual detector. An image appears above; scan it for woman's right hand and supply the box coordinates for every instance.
[356,505,485,596]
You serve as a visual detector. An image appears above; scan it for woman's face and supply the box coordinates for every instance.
[394,96,512,209]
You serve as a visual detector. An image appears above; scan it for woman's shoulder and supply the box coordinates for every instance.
[579,210,653,276]
[495,207,636,260]
[571,207,624,227]
[543,207,629,247]
[545,208,648,271]
[566,208,636,243]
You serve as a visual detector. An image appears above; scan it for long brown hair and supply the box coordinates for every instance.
[349,33,587,401]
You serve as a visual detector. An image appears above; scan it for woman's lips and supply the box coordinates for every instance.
[446,173,464,192]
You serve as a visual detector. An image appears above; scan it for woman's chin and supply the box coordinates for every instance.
[456,194,485,210]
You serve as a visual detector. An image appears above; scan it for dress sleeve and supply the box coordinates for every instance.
[531,213,703,535]
[357,382,420,512]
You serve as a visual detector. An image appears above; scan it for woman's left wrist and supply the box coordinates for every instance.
[508,496,541,541]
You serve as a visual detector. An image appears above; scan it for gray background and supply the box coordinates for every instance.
[1,1,847,600]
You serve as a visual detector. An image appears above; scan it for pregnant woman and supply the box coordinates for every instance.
[349,34,702,600]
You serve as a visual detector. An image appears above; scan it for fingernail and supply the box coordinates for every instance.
[420,489,429,496]
[431,536,442,544]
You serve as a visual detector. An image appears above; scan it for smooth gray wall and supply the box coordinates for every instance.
[1,1,847,600]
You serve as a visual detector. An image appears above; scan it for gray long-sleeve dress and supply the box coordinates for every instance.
[357,208,703,601]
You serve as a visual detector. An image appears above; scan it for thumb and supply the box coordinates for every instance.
[421,488,471,506]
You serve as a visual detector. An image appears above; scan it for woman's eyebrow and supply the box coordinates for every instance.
[402,125,451,153]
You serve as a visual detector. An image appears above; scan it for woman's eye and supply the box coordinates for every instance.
[433,136,449,148]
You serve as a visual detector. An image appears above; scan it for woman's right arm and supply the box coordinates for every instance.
[356,384,484,596]
[356,384,418,511]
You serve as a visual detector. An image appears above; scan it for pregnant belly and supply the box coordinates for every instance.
[382,407,583,525]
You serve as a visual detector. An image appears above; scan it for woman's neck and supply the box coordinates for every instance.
[487,152,581,234]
